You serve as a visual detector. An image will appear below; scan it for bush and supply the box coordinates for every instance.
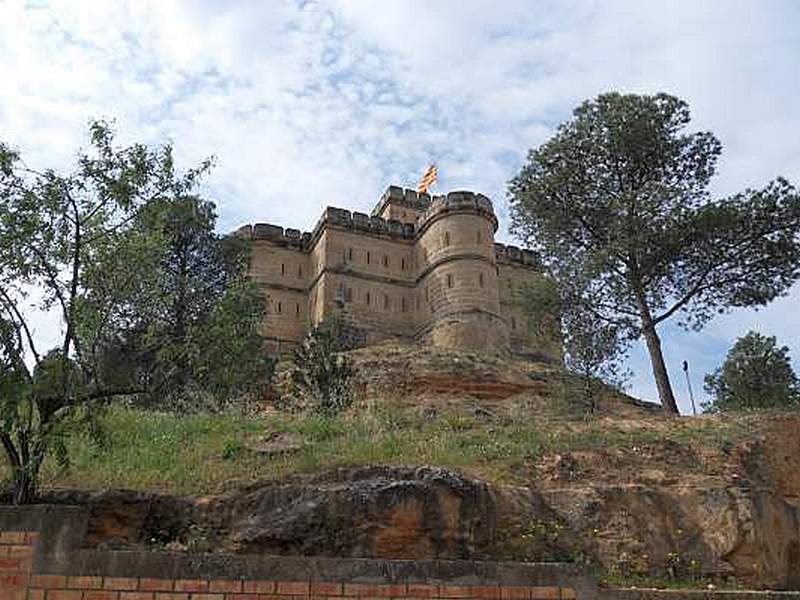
[290,314,356,416]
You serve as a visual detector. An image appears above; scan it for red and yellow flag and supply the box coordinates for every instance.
[417,164,438,194]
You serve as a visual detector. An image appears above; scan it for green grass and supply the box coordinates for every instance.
[0,402,749,496]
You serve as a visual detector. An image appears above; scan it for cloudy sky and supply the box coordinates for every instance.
[2,0,799,412]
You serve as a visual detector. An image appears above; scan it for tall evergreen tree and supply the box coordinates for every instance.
[509,93,800,413]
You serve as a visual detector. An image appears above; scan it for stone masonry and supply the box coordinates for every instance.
[237,185,558,359]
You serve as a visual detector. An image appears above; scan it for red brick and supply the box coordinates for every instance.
[530,588,560,600]
[311,583,342,596]
[139,581,174,592]
[28,589,46,600]
[31,575,67,588]
[83,593,120,600]
[344,584,406,598]
[440,587,472,599]
[174,582,207,593]
[560,589,576,600]
[0,572,28,586]
[154,595,189,600]
[186,595,222,600]
[470,586,501,600]
[0,590,25,600]
[24,532,39,544]
[45,592,83,600]
[0,557,24,571]
[226,596,266,600]
[67,576,103,589]
[0,532,27,544]
[276,582,309,596]
[242,582,276,594]
[119,593,154,600]
[208,581,241,593]
[7,545,34,557]
[104,579,140,591]
[406,585,438,599]
[501,588,529,600]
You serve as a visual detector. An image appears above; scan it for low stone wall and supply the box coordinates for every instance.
[0,505,593,600]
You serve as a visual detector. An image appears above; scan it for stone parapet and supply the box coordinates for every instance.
[371,184,434,217]
[416,190,498,236]
[494,242,541,269]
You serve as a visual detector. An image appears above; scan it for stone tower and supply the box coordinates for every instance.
[239,185,559,361]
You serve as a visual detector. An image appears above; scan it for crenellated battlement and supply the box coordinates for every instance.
[238,183,556,359]
[371,184,433,217]
[494,242,541,269]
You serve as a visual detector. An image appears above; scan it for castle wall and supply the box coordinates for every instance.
[242,186,560,359]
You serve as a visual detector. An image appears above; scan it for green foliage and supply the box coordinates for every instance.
[84,195,272,410]
[290,314,356,416]
[0,119,211,502]
[509,92,800,413]
[704,331,800,412]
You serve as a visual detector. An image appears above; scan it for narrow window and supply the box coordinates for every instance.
[298,265,302,277]
[496,266,500,276]
[401,297,407,312]
[281,263,285,276]
[348,247,353,260]
[383,255,389,267]
[511,317,517,331]
[447,274,453,288]
[277,301,282,313]
[384,294,389,309]
[366,291,371,305]
[401,258,406,270]
[296,303,300,315]
[479,273,484,288]
[444,231,450,246]
[346,287,352,302]
[367,251,371,265]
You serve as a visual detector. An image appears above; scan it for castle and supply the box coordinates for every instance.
[237,185,558,360]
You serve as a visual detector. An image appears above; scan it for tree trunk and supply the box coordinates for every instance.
[11,468,36,505]
[642,323,680,414]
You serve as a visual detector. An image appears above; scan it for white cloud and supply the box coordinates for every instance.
[1,0,798,409]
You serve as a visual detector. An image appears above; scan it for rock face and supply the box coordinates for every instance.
[39,409,800,590]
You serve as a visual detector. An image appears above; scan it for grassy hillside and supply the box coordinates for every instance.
[3,400,766,496]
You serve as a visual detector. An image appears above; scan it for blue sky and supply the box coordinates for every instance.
[2,1,799,412]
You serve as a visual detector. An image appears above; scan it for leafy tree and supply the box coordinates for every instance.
[509,92,800,413]
[704,331,800,412]
[83,196,272,409]
[0,120,211,502]
[290,314,356,416]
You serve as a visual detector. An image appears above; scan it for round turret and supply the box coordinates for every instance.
[414,191,509,350]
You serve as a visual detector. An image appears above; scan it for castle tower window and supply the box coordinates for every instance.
[401,258,405,270]
[401,297,407,312]
[496,266,500,276]
[298,265,302,277]
[366,291,371,305]
[366,251,371,265]
[277,301,282,313]
[444,231,450,246]
[447,274,453,288]
[348,247,353,261]
[383,255,388,267]
[296,303,300,315]
[511,317,517,330]
[479,273,484,288]
[384,294,389,309]
[281,263,285,276]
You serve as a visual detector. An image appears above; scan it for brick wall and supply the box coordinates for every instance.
[0,506,591,600]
